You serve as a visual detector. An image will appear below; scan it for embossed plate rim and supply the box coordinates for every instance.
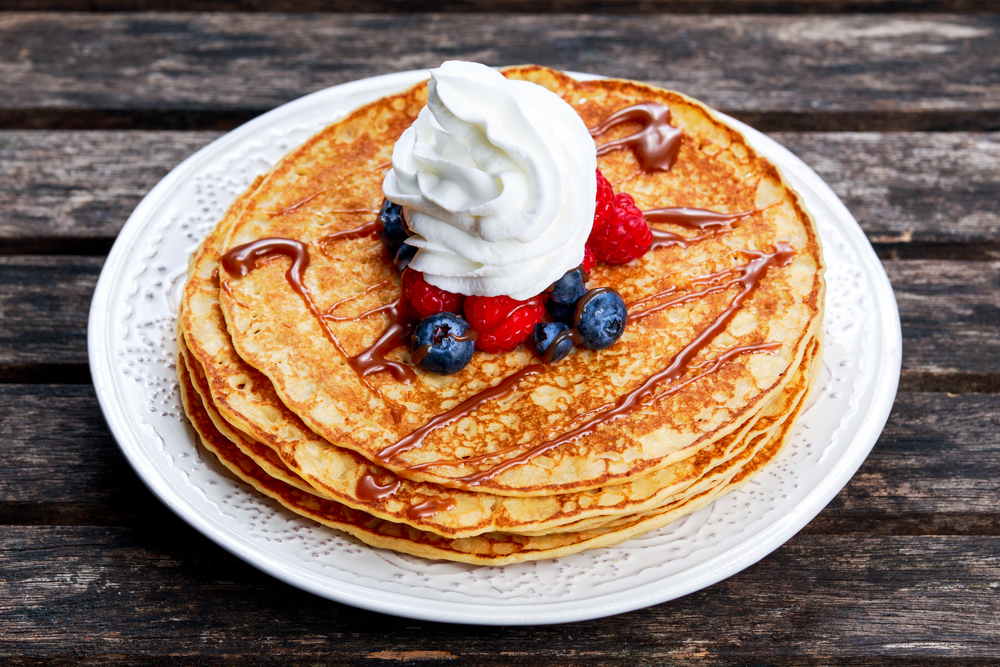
[89,68,901,625]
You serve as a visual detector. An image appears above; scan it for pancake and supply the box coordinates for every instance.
[176,332,818,565]
[212,66,824,497]
[182,171,819,538]
[177,64,826,563]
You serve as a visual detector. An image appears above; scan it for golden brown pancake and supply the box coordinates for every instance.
[177,65,825,562]
[177,335,818,564]
[213,67,823,496]
[181,179,818,537]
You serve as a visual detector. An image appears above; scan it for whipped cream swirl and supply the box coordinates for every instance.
[382,61,597,300]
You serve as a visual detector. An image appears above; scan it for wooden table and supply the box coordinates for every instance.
[3,4,999,664]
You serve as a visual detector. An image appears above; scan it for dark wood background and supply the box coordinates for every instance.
[2,2,999,664]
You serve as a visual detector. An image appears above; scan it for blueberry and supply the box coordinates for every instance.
[546,299,576,325]
[412,313,475,375]
[394,243,417,272]
[378,199,409,256]
[534,322,574,362]
[548,268,587,305]
[575,288,627,350]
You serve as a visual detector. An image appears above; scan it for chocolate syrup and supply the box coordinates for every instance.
[322,280,394,321]
[268,190,326,216]
[348,298,416,383]
[317,219,380,251]
[406,496,457,519]
[589,103,683,171]
[643,206,759,230]
[643,206,767,250]
[355,471,401,502]
[375,364,545,464]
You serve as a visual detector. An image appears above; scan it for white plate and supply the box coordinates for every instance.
[88,69,901,625]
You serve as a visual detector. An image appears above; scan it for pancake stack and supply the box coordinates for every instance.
[177,66,825,565]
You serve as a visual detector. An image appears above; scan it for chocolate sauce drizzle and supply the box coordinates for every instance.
[630,244,794,324]
[589,103,683,171]
[355,471,401,502]
[316,219,381,252]
[644,205,772,250]
[644,206,760,230]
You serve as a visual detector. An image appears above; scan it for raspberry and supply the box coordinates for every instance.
[588,192,653,264]
[464,294,546,353]
[581,244,596,275]
[401,269,464,320]
[594,169,615,230]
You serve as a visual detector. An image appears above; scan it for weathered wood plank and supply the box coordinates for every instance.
[0,258,996,382]
[3,131,999,257]
[1,387,997,535]
[884,261,1000,384]
[0,256,101,375]
[0,131,218,254]
[0,14,997,130]
[775,132,1000,259]
[0,385,167,526]
[1,525,999,662]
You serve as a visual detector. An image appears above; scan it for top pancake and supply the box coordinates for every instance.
[215,66,825,496]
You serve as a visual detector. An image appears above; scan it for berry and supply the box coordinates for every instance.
[548,268,587,305]
[411,313,475,375]
[378,199,409,256]
[464,294,546,353]
[394,243,417,272]
[576,288,627,350]
[594,169,615,229]
[546,267,587,324]
[401,268,464,319]
[588,192,653,265]
[581,244,596,276]
[534,322,574,363]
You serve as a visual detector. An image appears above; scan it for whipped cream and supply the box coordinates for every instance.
[382,61,597,300]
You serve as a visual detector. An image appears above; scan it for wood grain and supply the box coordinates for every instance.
[0,131,218,254]
[0,256,101,376]
[1,14,997,130]
[4,131,999,258]
[777,132,1000,259]
[1,525,999,662]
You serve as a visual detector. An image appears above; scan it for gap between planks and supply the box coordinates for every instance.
[2,108,999,133]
